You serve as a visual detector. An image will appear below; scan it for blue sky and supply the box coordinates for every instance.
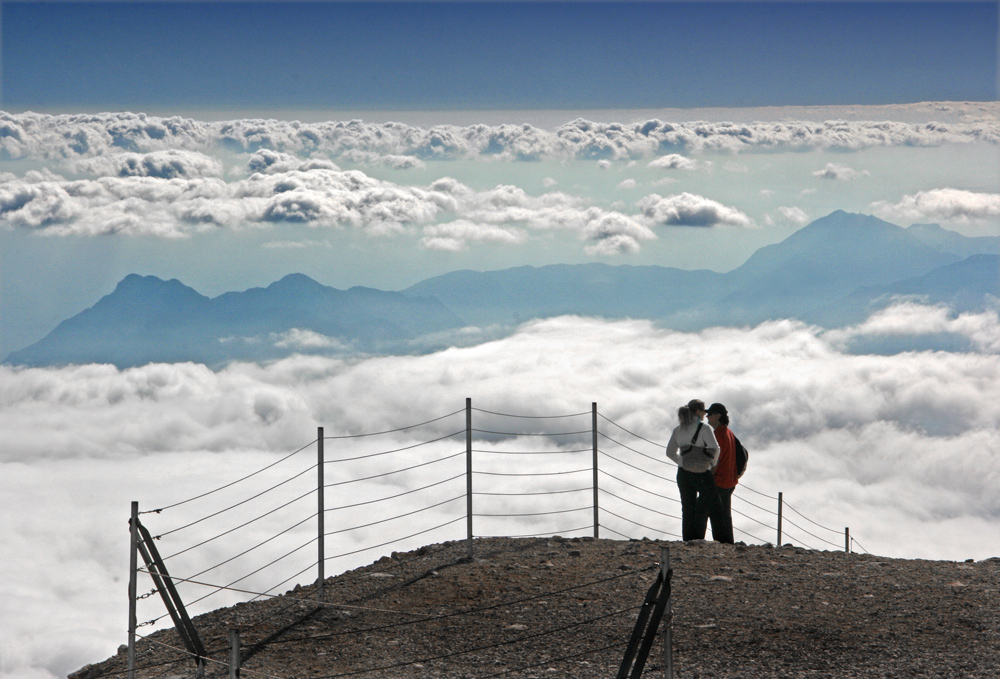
[2,1,996,111]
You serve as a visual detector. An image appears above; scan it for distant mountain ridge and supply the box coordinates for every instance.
[5,211,998,368]
[5,274,463,368]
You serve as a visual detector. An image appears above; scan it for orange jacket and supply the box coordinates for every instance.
[713,425,739,489]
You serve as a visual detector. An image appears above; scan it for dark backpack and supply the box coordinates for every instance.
[733,435,749,478]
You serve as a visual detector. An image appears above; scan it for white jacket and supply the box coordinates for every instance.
[666,421,720,472]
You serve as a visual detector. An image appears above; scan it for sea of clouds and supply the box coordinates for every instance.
[2,304,999,679]
[2,110,999,253]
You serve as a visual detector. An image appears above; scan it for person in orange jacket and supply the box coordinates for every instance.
[705,402,737,543]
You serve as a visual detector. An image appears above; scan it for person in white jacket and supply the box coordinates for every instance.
[665,399,730,542]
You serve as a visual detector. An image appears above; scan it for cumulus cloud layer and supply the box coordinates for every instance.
[3,305,1000,679]
[2,111,997,166]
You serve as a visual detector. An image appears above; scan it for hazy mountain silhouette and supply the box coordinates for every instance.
[5,211,997,368]
[5,274,463,368]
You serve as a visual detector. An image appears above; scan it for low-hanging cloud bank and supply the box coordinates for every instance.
[2,306,999,679]
[2,110,998,166]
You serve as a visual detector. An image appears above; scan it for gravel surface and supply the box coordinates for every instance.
[71,537,1000,679]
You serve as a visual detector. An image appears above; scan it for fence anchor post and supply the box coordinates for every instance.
[128,501,138,679]
[777,492,783,546]
[592,402,599,539]
[466,397,473,561]
[318,426,325,603]
[229,629,241,679]
[845,527,850,553]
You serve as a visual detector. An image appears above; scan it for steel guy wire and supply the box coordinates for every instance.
[158,485,316,545]
[324,429,466,463]
[471,447,592,455]
[321,408,465,439]
[851,537,871,554]
[324,516,465,563]
[250,560,322,602]
[324,450,464,488]
[135,633,288,679]
[601,507,679,539]
[734,526,771,545]
[327,541,461,586]
[599,523,633,540]
[776,528,821,551]
[180,536,319,608]
[597,430,675,468]
[474,505,592,518]
[597,468,681,504]
[597,488,683,522]
[271,565,654,647]
[472,428,593,437]
[783,500,845,534]
[733,492,780,517]
[731,507,779,533]
[598,412,667,449]
[324,495,465,537]
[154,463,318,539]
[472,406,592,419]
[598,449,675,481]
[477,525,594,538]
[477,641,625,679]
[739,484,779,501]
[473,486,590,497]
[71,651,196,679]
[307,603,642,679]
[153,489,316,561]
[183,512,319,581]
[325,473,465,514]
[144,438,318,514]
[779,518,841,550]
[474,467,591,477]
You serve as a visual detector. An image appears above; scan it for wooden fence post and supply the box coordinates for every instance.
[592,402,599,539]
[845,527,850,553]
[777,492,783,546]
[317,427,325,602]
[128,501,138,679]
[466,398,473,560]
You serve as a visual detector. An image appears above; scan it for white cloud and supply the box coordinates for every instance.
[813,162,869,180]
[420,220,528,251]
[2,112,997,171]
[647,154,696,170]
[776,206,810,225]
[616,179,637,190]
[871,188,1000,225]
[3,309,1000,679]
[825,301,1000,353]
[637,192,755,228]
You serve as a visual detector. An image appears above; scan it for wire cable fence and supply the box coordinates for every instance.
[124,398,867,679]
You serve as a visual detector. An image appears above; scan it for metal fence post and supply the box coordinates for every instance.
[777,492,783,546]
[229,629,240,679]
[128,501,138,679]
[592,402,599,539]
[466,398,473,560]
[317,427,325,602]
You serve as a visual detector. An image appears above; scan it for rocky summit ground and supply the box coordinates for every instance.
[72,537,999,679]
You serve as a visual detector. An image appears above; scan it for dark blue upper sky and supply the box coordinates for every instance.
[1,1,997,111]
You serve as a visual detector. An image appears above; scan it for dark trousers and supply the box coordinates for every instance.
[677,468,734,544]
